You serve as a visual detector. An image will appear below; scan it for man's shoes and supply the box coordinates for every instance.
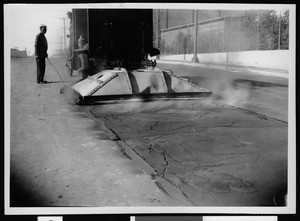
[37,81,47,84]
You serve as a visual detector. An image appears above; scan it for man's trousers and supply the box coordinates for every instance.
[36,57,46,83]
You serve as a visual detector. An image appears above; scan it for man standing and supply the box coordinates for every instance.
[35,24,48,84]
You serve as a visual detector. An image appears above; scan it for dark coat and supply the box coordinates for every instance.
[34,33,48,58]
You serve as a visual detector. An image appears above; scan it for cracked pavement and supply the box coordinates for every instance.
[87,63,288,206]
[89,98,287,206]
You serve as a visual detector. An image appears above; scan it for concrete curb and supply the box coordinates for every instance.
[157,59,289,79]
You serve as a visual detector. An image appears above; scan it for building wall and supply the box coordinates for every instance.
[159,17,243,55]
[159,50,290,70]
[153,9,245,30]
[153,9,245,47]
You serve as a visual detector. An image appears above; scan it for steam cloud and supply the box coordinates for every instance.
[205,76,250,108]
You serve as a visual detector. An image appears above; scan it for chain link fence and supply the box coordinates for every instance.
[158,10,289,56]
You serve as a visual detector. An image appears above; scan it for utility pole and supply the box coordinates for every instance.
[223,17,226,52]
[60,18,67,50]
[191,10,199,63]
[157,9,161,59]
[166,9,168,29]
[209,20,211,53]
[60,36,64,55]
[238,17,241,51]
[278,10,281,50]
[256,10,260,51]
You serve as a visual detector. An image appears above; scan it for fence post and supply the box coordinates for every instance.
[191,9,199,63]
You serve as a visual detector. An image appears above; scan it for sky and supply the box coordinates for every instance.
[6,4,72,56]
[5,3,291,57]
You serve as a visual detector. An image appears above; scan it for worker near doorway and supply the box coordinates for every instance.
[77,35,89,80]
[35,24,48,84]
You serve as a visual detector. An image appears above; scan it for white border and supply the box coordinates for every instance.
[4,3,296,215]
[4,3,294,10]
[203,216,278,221]
[4,3,12,216]
[287,2,296,212]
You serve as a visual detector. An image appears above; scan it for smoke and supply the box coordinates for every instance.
[204,76,250,108]
[61,85,82,105]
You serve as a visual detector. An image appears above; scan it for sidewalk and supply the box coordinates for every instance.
[8,57,184,211]
[158,59,289,79]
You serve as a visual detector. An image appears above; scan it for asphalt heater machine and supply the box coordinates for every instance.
[63,9,212,105]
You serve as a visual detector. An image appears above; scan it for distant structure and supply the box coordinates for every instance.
[153,9,246,55]
[153,9,288,56]
[153,9,245,30]
[11,48,27,58]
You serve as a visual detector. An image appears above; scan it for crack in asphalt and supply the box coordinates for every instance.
[121,138,194,204]
[173,121,238,132]
[156,150,193,202]
[162,150,169,177]
[103,115,122,122]
[159,167,190,200]
[145,140,191,200]
[130,143,190,201]
[150,121,160,130]
[174,125,197,131]
[111,116,123,122]
[208,121,238,128]
[215,152,253,156]
[231,105,288,124]
[194,161,256,169]
[149,144,154,154]
[145,134,164,143]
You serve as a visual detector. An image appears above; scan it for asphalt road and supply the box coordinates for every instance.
[87,62,288,206]
[156,62,288,122]
[9,57,288,209]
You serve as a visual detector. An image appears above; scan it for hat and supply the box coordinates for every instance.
[40,24,47,29]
